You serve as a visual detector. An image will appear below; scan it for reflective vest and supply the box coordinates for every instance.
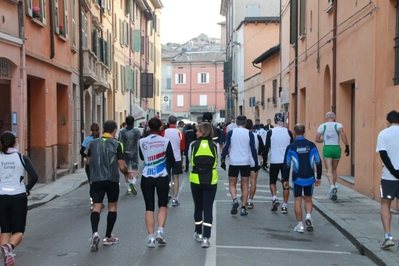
[189,139,218,185]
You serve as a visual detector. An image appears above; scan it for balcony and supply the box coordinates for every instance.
[92,62,110,93]
[82,49,98,88]
[190,105,215,113]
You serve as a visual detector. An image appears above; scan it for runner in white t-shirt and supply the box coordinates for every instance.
[376,110,399,249]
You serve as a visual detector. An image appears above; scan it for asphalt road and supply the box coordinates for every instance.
[15,168,375,266]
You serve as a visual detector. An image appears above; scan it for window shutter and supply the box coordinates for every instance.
[197,73,201,84]
[115,62,119,91]
[64,0,69,39]
[41,0,47,25]
[114,16,117,40]
[166,78,171,89]
[183,74,186,84]
[55,0,59,34]
[206,73,210,84]
[83,14,88,48]
[134,30,140,52]
[119,19,122,45]
[103,39,107,65]
[175,74,179,84]
[71,0,76,46]
[124,22,127,46]
[26,0,32,17]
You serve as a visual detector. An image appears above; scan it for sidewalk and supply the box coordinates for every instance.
[27,168,88,210]
[27,168,399,266]
[310,176,399,266]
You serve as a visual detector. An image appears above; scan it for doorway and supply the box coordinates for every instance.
[0,81,11,135]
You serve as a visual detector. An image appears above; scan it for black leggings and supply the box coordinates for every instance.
[141,175,169,211]
[191,183,217,239]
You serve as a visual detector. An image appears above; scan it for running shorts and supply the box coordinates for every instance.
[322,145,341,160]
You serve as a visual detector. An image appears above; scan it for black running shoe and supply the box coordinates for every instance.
[231,200,239,215]
[271,199,279,212]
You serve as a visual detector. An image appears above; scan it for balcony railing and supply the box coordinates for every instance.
[93,62,110,93]
[82,49,97,87]
[190,105,215,113]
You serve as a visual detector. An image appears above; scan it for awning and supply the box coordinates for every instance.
[131,105,146,120]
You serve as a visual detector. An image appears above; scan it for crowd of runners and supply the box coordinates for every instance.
[1,110,398,266]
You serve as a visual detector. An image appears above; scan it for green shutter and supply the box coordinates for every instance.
[125,66,133,91]
[134,30,140,52]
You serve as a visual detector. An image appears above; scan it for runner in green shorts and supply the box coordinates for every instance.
[316,112,350,201]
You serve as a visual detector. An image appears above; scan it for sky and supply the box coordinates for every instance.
[160,0,225,44]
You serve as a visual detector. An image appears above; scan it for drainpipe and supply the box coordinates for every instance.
[18,1,27,153]
[112,0,115,119]
[49,0,55,59]
[332,0,337,114]
[79,0,85,166]
[214,61,217,117]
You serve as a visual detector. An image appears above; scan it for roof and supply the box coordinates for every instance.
[252,44,280,64]
[172,51,226,63]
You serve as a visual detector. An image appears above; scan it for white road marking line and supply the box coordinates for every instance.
[224,188,271,193]
[205,201,217,266]
[216,245,351,255]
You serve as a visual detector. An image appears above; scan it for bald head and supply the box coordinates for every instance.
[326,112,336,120]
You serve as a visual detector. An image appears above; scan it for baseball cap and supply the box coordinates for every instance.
[274,113,284,124]
[203,112,213,123]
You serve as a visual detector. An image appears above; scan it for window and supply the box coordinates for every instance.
[26,0,47,25]
[290,0,298,45]
[92,29,99,56]
[198,73,210,84]
[200,95,207,106]
[177,95,184,107]
[54,0,69,38]
[175,73,186,84]
[272,79,278,106]
[261,84,265,107]
[299,0,306,37]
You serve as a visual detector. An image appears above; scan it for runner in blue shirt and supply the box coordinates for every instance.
[282,124,322,233]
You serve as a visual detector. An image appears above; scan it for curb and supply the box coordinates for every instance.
[313,198,397,266]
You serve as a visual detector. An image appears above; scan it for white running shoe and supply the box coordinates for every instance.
[202,238,210,248]
[103,235,120,246]
[294,224,304,233]
[89,232,100,251]
[193,232,203,242]
[146,238,156,248]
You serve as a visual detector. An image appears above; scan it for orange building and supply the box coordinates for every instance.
[24,0,73,182]
[0,1,25,149]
